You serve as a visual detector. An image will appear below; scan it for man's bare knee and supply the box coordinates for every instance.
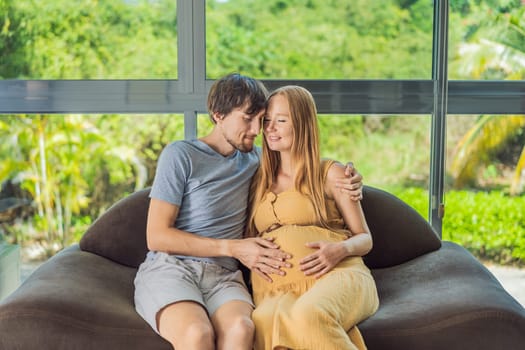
[212,301,255,350]
[216,314,254,350]
[157,302,214,350]
[185,321,215,347]
[161,321,214,349]
[229,314,255,338]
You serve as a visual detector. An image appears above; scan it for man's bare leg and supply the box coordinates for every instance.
[211,300,255,350]
[158,301,215,350]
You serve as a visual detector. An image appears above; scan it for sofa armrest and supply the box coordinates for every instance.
[0,245,170,350]
[360,241,525,350]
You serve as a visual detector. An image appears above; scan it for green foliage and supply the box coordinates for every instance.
[450,115,525,191]
[390,186,429,219]
[0,115,186,256]
[394,187,525,266]
[0,0,29,78]
[1,0,177,79]
[450,3,525,79]
[445,190,525,266]
[448,4,525,195]
[0,116,110,254]
[206,0,433,78]
[319,115,431,188]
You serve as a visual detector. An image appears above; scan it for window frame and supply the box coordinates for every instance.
[1,0,524,236]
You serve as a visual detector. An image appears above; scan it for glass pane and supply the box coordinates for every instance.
[206,0,433,79]
[449,1,525,80]
[444,114,525,265]
[0,1,177,79]
[198,113,214,139]
[0,114,184,256]
[319,114,431,218]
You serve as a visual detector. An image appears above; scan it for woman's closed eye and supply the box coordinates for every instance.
[264,117,287,123]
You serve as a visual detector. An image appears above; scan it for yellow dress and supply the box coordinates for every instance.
[251,160,379,350]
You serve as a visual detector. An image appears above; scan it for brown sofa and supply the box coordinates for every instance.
[0,186,524,349]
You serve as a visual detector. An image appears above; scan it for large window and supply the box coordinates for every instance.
[1,0,524,245]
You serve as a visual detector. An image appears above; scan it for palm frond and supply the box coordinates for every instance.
[450,115,525,188]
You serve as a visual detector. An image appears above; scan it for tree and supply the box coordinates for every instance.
[1,0,177,79]
[0,116,106,253]
[205,0,432,79]
[450,115,525,193]
[450,4,525,194]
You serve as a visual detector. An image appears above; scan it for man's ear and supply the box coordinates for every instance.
[212,112,224,123]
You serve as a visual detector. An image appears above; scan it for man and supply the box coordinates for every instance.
[134,73,363,350]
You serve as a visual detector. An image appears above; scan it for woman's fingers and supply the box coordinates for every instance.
[314,267,331,279]
[300,254,323,274]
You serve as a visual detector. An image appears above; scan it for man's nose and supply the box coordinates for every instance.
[251,118,261,134]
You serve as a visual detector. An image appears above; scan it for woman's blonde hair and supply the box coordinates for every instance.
[247,85,329,236]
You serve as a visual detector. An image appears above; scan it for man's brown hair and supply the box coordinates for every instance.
[207,73,268,122]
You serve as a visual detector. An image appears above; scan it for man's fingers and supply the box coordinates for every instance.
[256,237,279,248]
[256,239,292,261]
[260,256,291,269]
[253,267,273,282]
[261,245,292,261]
[335,181,359,190]
[345,162,355,174]
[257,262,286,276]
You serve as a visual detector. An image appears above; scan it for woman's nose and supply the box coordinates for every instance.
[265,120,275,131]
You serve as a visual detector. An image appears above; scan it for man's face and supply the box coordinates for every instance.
[218,106,265,153]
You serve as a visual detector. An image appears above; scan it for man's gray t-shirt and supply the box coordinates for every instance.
[149,139,261,271]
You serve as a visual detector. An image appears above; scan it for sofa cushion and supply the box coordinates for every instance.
[361,186,441,268]
[80,188,151,268]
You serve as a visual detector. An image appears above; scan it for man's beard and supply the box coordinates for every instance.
[226,136,254,153]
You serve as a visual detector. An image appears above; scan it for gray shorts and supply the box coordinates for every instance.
[134,252,254,333]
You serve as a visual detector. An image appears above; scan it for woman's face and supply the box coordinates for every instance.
[264,94,294,152]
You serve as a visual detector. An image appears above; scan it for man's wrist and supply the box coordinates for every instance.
[224,239,239,258]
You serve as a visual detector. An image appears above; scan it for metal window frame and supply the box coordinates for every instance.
[1,0,525,236]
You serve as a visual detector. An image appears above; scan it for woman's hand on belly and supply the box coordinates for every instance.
[299,240,349,279]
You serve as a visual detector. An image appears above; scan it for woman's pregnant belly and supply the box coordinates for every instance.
[255,225,346,287]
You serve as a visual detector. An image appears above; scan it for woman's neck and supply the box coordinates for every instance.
[273,152,295,193]
[278,152,294,178]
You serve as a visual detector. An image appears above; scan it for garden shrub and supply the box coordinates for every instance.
[394,187,525,266]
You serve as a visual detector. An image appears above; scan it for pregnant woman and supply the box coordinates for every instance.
[246,85,379,350]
